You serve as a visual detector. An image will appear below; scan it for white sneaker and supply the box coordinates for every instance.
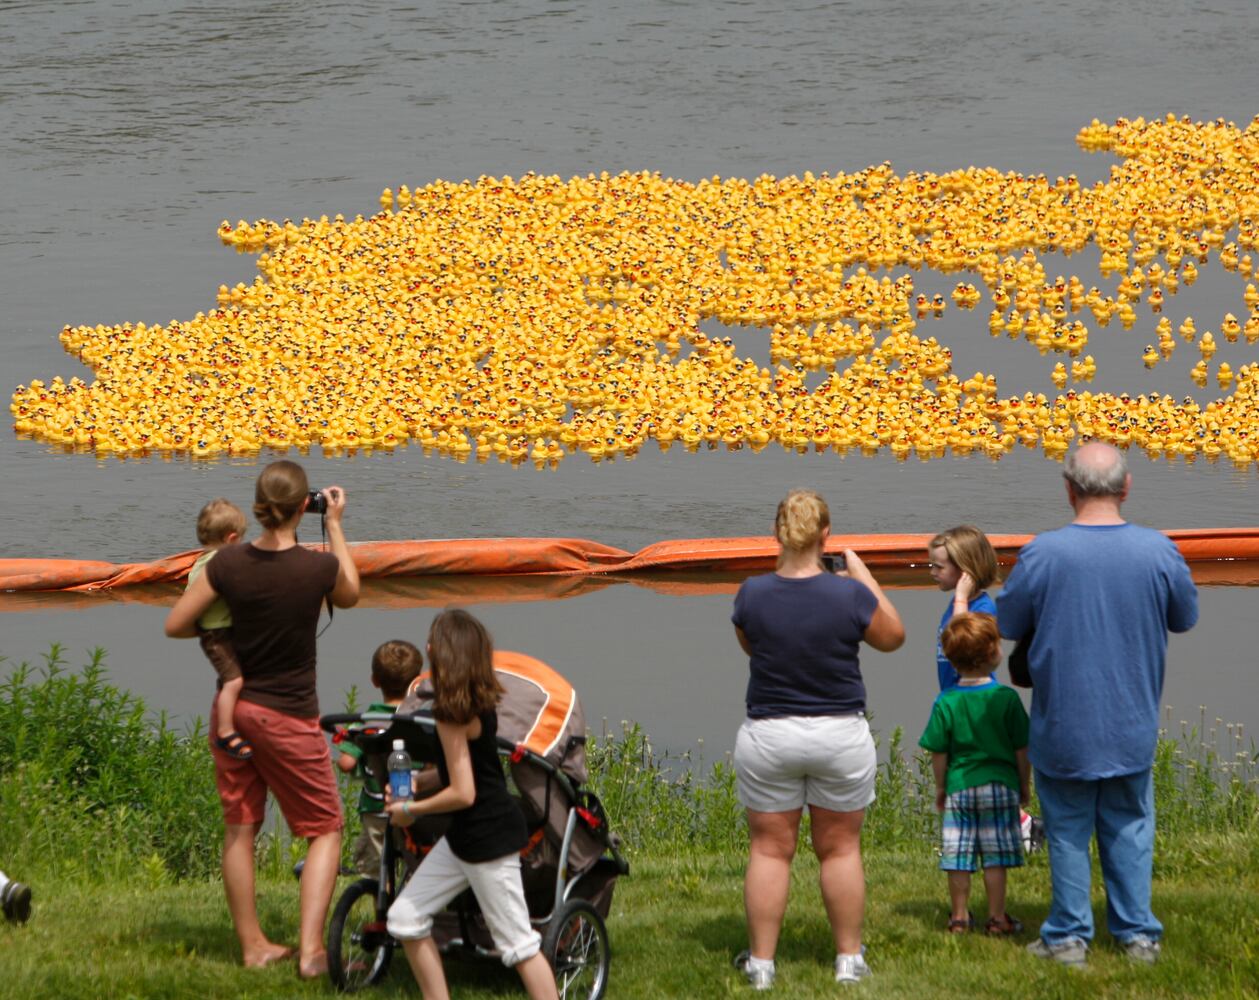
[733,950,775,991]
[834,952,871,984]
[1026,936,1088,967]
[1122,935,1160,964]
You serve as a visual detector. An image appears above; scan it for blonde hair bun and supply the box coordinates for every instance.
[775,489,830,552]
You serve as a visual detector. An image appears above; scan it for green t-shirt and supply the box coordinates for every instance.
[339,702,399,814]
[189,549,233,631]
[919,681,1029,795]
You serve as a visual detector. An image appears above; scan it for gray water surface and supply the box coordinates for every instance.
[1,580,1252,758]
[3,1,1258,746]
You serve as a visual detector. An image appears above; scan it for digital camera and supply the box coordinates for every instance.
[821,553,846,574]
[307,489,328,514]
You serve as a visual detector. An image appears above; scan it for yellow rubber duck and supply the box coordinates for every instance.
[1071,355,1096,382]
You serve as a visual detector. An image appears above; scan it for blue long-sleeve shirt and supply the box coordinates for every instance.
[996,523,1198,780]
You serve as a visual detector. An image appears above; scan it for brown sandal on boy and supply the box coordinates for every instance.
[985,914,1024,936]
[947,912,974,934]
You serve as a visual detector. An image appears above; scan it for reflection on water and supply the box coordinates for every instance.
[4,0,1259,737]
[2,574,1253,757]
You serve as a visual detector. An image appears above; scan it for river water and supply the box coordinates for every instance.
[2,1,1258,751]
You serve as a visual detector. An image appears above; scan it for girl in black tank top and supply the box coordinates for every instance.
[385,610,558,1000]
[435,707,528,862]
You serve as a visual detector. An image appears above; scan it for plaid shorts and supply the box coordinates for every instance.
[939,781,1024,872]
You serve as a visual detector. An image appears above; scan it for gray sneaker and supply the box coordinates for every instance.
[733,950,775,991]
[1026,936,1088,967]
[834,952,871,984]
[1122,935,1161,964]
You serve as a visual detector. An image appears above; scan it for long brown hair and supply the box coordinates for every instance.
[253,460,308,530]
[427,609,503,724]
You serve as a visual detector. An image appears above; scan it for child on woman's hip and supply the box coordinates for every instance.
[190,499,251,760]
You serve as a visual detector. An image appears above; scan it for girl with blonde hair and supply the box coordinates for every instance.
[927,525,1000,690]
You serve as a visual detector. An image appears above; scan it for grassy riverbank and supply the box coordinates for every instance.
[1,843,1256,999]
[1,650,1256,998]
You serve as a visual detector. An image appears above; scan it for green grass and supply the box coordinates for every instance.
[2,841,1256,998]
[1,650,1257,998]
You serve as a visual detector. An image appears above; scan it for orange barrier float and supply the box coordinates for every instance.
[3,529,1259,605]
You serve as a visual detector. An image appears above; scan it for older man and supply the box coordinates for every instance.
[997,442,1197,967]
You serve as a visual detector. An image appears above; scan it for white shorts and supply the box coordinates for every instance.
[734,714,877,813]
[386,836,541,967]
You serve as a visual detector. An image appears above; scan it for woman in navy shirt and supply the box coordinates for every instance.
[731,489,904,988]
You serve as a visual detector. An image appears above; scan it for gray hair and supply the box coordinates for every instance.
[1063,444,1128,497]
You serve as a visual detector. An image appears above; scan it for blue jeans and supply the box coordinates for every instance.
[1034,769,1161,946]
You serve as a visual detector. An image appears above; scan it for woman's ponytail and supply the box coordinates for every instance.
[253,460,309,530]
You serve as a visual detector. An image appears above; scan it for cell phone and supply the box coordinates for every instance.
[821,553,846,573]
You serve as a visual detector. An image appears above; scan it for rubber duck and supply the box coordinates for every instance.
[1142,346,1159,369]
[1245,313,1259,344]
[1071,355,1096,382]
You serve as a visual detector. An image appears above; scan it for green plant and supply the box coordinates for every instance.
[0,646,221,881]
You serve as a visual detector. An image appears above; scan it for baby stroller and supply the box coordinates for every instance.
[320,651,628,999]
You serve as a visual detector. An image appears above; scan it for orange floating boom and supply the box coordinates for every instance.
[2,528,1258,594]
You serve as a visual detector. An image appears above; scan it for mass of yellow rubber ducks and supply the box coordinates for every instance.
[12,114,1259,467]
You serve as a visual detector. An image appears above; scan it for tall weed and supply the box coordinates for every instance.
[0,647,322,883]
[587,714,1259,862]
[3,651,1257,883]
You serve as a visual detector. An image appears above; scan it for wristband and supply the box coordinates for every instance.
[402,799,413,817]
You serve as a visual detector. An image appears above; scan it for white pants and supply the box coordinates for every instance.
[734,714,876,813]
[386,836,541,967]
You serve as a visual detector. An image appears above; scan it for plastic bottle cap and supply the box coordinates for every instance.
[392,739,405,750]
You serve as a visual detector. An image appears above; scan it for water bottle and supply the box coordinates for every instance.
[387,739,413,802]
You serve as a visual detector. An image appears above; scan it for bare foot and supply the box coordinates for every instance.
[243,943,294,968]
[298,950,329,980]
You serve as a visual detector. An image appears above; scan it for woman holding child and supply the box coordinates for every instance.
[166,459,360,978]
[731,489,905,989]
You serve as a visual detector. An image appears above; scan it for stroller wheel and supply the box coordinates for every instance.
[328,878,394,992]
[543,898,610,1000]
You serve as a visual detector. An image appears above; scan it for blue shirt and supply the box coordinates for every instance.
[996,523,1197,780]
[732,572,878,717]
[936,591,997,690]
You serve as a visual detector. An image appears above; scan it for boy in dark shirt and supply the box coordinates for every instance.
[919,613,1030,936]
[336,640,423,876]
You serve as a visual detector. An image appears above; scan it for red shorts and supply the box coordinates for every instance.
[211,699,343,838]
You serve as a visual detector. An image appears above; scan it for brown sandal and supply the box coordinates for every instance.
[215,731,254,760]
[947,912,974,934]
[985,914,1024,936]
